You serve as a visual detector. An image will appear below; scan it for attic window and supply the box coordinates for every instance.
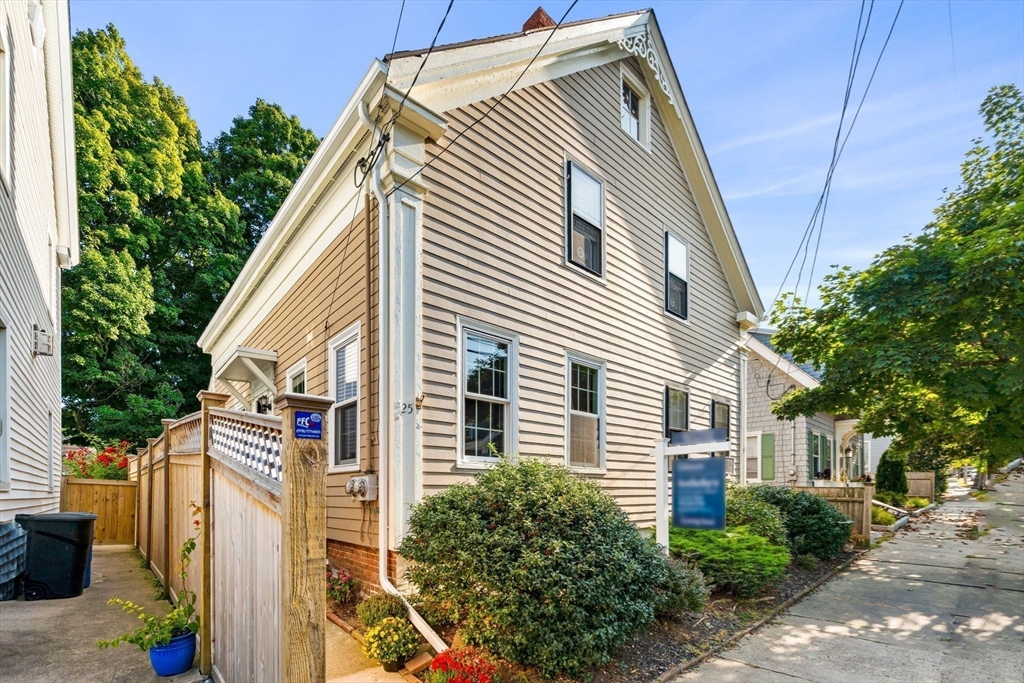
[620,67,650,149]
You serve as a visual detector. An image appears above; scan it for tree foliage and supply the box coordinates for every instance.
[770,85,1024,476]
[64,26,317,447]
[206,99,320,253]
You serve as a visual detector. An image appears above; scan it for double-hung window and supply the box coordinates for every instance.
[621,81,641,142]
[286,359,307,395]
[711,399,730,457]
[566,162,603,277]
[665,233,689,320]
[664,387,688,440]
[462,329,511,461]
[329,328,359,471]
[568,357,603,468]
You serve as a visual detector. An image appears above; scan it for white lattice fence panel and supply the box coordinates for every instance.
[209,410,283,482]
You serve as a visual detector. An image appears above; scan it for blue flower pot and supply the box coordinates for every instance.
[149,632,196,677]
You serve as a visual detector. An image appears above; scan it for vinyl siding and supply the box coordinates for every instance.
[217,201,381,548]
[0,2,62,522]
[419,57,743,526]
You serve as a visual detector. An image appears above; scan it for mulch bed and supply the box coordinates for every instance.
[592,550,857,683]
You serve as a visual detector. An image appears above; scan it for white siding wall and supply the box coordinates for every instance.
[419,58,744,526]
[0,1,62,522]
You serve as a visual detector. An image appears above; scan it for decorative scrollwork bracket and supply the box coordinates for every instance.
[617,28,676,107]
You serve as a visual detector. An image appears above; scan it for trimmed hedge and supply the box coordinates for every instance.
[744,485,852,560]
[872,506,896,526]
[726,486,789,546]
[398,457,697,678]
[876,451,909,494]
[668,526,790,597]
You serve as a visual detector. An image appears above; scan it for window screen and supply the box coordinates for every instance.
[621,81,641,141]
[568,163,603,276]
[332,337,359,467]
[666,233,688,319]
[665,387,688,436]
[569,361,600,467]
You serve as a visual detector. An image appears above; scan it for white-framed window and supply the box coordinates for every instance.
[0,315,9,489]
[327,324,360,472]
[664,386,688,439]
[711,399,730,457]
[286,358,307,395]
[0,20,11,190]
[458,321,518,464]
[565,161,604,277]
[566,353,605,469]
[745,433,761,482]
[665,232,689,320]
[620,65,650,149]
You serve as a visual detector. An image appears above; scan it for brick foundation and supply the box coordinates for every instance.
[327,538,397,591]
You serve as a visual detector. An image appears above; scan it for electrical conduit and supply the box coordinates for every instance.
[358,102,448,654]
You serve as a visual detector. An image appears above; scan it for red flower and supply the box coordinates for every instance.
[97,453,113,466]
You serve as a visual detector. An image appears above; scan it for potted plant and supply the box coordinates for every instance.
[362,616,420,672]
[98,503,201,677]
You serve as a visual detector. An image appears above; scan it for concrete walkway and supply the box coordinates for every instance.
[676,470,1024,683]
[326,618,405,683]
[0,545,199,683]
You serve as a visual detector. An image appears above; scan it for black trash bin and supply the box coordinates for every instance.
[15,512,97,600]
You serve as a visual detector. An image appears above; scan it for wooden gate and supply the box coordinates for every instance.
[60,477,137,544]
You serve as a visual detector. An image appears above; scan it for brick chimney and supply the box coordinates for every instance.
[523,7,556,32]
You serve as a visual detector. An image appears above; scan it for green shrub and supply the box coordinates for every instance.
[744,485,852,560]
[362,617,419,664]
[875,451,908,494]
[906,497,930,509]
[668,526,790,598]
[398,457,682,678]
[874,490,906,507]
[794,554,820,571]
[726,486,789,546]
[872,506,896,526]
[356,593,406,630]
[655,557,710,617]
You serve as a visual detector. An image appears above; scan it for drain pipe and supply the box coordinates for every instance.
[358,102,448,654]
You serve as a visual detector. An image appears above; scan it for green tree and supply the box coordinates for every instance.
[770,84,1024,480]
[875,451,908,495]
[64,26,244,446]
[206,99,320,253]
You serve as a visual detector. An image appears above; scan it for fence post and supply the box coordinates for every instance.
[197,391,229,677]
[145,444,154,565]
[275,392,331,683]
[162,419,173,600]
[860,484,874,547]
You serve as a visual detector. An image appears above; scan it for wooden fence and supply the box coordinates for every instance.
[130,391,330,683]
[792,484,874,547]
[906,472,936,502]
[60,478,137,544]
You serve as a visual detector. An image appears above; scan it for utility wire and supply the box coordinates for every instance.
[388,0,580,198]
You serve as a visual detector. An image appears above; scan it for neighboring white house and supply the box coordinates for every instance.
[0,0,78,523]
[743,331,864,486]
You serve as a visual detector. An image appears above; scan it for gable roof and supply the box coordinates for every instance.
[750,330,824,382]
[385,8,763,318]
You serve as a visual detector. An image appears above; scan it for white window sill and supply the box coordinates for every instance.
[454,459,500,471]
[619,126,652,154]
[664,310,692,327]
[327,464,360,475]
[562,259,607,287]
[569,466,607,476]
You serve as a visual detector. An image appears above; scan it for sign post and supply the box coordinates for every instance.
[652,428,730,553]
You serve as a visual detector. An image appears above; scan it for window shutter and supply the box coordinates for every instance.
[760,433,775,481]
[807,429,814,482]
[819,435,827,473]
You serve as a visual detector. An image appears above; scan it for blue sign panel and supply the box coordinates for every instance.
[670,427,727,448]
[294,411,323,440]
[672,457,726,530]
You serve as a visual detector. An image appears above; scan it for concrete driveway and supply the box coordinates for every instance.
[676,470,1024,683]
[0,545,199,683]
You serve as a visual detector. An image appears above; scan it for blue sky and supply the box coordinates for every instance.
[70,0,1024,310]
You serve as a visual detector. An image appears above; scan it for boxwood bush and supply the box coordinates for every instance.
[726,486,789,546]
[744,485,852,560]
[668,526,790,597]
[398,457,695,678]
[871,506,896,526]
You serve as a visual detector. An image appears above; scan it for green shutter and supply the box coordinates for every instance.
[819,435,827,475]
[760,433,775,481]
[807,430,815,482]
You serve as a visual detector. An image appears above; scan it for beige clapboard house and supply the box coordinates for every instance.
[0,0,78,523]
[199,8,763,586]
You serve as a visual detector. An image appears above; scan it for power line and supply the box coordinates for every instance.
[387,0,580,198]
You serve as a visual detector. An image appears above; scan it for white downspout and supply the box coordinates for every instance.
[358,102,447,654]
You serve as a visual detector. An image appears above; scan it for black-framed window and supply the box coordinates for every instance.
[711,399,730,457]
[665,387,689,438]
[566,162,603,276]
[665,232,688,319]
[463,331,509,459]
[621,81,641,142]
[568,360,601,467]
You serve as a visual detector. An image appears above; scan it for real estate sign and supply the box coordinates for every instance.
[672,456,726,530]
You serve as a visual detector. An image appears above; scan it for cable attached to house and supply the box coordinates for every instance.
[387,0,579,198]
